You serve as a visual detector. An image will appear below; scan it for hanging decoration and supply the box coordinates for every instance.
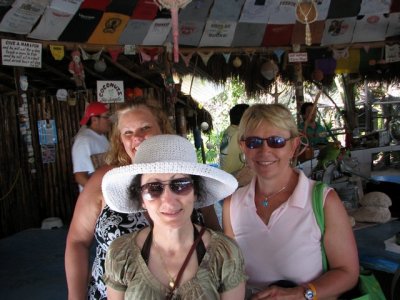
[79,47,106,72]
[56,89,68,101]
[69,50,86,89]
[180,51,194,67]
[261,59,279,81]
[80,47,103,61]
[124,45,137,55]
[109,47,123,62]
[197,51,214,66]
[125,87,144,102]
[273,49,286,63]
[295,0,318,46]
[232,56,242,68]
[49,45,64,60]
[154,0,192,63]
[19,75,28,91]
[94,59,107,72]
[222,53,231,64]
[139,48,160,63]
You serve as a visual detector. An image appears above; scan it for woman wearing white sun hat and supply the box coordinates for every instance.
[102,134,246,300]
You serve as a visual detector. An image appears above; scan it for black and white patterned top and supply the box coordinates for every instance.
[87,205,148,299]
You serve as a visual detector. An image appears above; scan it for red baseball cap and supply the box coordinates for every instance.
[80,102,109,125]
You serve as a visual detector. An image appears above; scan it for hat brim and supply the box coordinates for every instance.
[102,161,238,214]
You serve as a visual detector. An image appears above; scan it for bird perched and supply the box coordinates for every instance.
[315,141,341,170]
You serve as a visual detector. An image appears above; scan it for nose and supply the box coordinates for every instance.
[130,130,147,144]
[159,186,178,203]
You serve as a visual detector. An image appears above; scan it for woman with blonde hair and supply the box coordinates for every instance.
[223,103,359,300]
[65,99,220,299]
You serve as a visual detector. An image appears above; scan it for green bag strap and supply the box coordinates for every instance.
[392,265,400,300]
[312,181,328,272]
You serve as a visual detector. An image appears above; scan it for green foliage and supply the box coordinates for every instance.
[188,131,223,165]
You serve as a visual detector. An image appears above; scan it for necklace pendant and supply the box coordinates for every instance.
[262,199,269,207]
[169,281,175,289]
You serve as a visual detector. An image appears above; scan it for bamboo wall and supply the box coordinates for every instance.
[0,87,210,238]
[0,93,84,238]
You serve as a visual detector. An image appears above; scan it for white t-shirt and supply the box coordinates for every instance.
[71,126,109,191]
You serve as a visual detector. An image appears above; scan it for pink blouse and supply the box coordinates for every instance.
[230,170,331,290]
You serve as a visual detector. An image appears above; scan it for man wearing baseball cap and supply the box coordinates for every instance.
[72,102,111,191]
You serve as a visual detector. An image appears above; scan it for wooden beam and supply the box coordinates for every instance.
[102,54,159,88]
[2,35,398,55]
[42,62,73,81]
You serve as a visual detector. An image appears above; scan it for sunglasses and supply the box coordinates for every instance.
[242,136,291,149]
[140,178,194,201]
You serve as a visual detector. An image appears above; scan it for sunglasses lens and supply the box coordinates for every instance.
[245,137,263,149]
[142,182,164,200]
[169,179,193,195]
[267,136,287,148]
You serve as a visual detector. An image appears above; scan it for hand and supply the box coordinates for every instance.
[251,285,304,300]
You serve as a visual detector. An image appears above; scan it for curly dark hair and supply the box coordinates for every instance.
[127,175,206,210]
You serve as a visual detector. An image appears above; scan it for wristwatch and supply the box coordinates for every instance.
[304,287,315,300]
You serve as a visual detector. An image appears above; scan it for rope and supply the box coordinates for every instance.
[0,168,22,202]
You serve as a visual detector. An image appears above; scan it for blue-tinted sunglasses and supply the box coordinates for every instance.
[242,136,291,149]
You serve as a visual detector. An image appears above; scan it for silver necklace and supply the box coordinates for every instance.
[262,185,288,207]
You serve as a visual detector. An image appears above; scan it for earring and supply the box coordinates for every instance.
[239,153,246,164]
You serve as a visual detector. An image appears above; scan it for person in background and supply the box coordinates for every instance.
[65,100,221,300]
[223,103,359,300]
[220,103,249,174]
[103,135,247,300]
[72,101,111,191]
[298,102,328,148]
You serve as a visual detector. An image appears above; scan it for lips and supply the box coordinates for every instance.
[256,159,276,166]
[161,209,183,216]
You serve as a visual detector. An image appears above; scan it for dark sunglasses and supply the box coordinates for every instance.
[140,178,194,201]
[242,136,291,149]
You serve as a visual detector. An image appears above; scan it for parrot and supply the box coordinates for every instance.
[315,141,341,171]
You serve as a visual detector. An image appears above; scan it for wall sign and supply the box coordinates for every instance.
[1,39,42,68]
[97,80,125,103]
[288,52,308,63]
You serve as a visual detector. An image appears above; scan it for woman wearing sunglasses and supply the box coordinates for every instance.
[223,104,359,300]
[102,135,247,300]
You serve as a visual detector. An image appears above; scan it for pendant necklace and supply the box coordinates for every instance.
[262,185,288,207]
[153,239,176,289]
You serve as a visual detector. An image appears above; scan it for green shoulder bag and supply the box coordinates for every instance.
[312,182,387,300]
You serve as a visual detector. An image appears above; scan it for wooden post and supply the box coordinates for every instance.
[294,63,304,124]
[341,74,358,148]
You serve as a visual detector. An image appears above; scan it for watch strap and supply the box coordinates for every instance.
[304,282,317,300]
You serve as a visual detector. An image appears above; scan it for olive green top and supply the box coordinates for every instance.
[104,229,247,300]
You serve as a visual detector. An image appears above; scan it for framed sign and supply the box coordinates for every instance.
[97,80,125,103]
[288,52,308,63]
[1,39,42,68]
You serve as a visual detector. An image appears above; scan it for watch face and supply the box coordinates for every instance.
[304,288,314,300]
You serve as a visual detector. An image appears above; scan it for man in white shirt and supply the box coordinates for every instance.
[72,102,111,191]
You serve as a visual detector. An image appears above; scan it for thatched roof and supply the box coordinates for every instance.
[0,0,399,97]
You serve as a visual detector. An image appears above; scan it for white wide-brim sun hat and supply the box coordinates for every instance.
[102,134,238,213]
